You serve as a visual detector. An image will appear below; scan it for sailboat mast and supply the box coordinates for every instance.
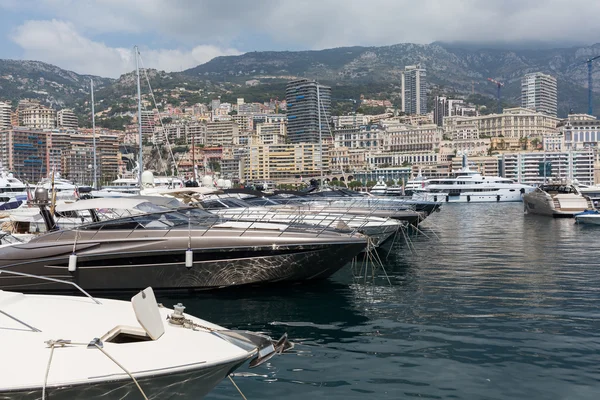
[91,79,97,189]
[135,45,143,188]
[317,83,323,184]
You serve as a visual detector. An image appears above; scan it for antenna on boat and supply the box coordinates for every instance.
[91,79,97,189]
[135,45,143,189]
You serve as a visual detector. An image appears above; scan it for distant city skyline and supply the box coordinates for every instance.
[0,0,599,78]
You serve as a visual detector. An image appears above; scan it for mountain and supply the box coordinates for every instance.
[0,59,114,109]
[2,42,600,120]
[183,42,600,116]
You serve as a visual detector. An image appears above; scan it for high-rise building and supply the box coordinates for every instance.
[286,79,331,144]
[57,109,79,129]
[401,65,427,115]
[0,128,49,182]
[433,96,447,126]
[0,102,11,131]
[521,72,558,117]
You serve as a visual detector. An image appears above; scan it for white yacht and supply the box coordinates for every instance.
[0,169,27,198]
[0,281,290,399]
[523,183,594,217]
[404,170,427,197]
[412,156,535,203]
[369,177,388,196]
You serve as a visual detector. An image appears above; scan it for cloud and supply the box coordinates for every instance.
[4,1,600,76]
[13,0,600,48]
[10,19,240,77]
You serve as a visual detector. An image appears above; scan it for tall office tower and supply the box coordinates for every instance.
[401,65,427,115]
[433,96,447,126]
[521,72,558,117]
[286,79,331,144]
[0,102,11,130]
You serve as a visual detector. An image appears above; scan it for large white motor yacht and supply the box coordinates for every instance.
[412,155,534,203]
[0,281,289,399]
[523,183,595,217]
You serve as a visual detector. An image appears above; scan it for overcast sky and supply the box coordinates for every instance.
[0,0,598,78]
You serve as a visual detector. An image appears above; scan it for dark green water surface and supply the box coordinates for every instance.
[159,203,600,399]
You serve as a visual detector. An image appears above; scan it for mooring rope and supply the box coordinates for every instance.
[41,339,149,400]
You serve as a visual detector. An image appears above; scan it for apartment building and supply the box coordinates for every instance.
[560,114,600,150]
[256,121,287,145]
[286,79,331,144]
[444,108,559,138]
[0,102,11,130]
[57,109,79,129]
[401,65,427,115]
[383,123,441,153]
[0,128,49,182]
[334,124,385,150]
[245,143,328,181]
[205,120,239,147]
[21,105,56,129]
[521,72,558,116]
[501,150,595,185]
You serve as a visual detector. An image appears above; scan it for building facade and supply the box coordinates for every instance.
[57,109,79,130]
[560,114,600,150]
[286,79,331,144]
[401,65,427,115]
[0,128,49,182]
[445,108,559,139]
[521,72,558,117]
[205,121,239,147]
[501,150,594,185]
[21,105,57,129]
[0,102,11,131]
[245,143,328,181]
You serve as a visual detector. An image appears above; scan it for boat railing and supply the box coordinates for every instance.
[0,269,101,304]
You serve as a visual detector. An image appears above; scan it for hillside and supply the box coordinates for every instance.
[2,42,600,121]
[0,59,113,109]
[183,42,600,116]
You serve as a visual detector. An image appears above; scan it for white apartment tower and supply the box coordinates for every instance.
[402,65,427,115]
[0,102,11,131]
[57,109,79,129]
[521,72,558,117]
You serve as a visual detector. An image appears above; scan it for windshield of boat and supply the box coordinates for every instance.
[540,185,578,194]
[0,233,24,244]
[78,209,221,231]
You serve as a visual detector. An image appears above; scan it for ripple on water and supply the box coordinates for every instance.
[158,203,600,400]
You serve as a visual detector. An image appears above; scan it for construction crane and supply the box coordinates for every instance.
[487,78,505,114]
[584,55,600,116]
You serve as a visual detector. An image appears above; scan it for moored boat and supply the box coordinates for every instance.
[0,280,290,399]
[523,183,594,217]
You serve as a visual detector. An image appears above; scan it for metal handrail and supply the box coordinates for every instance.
[0,269,101,304]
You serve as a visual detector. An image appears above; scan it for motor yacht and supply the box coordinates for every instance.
[575,210,600,225]
[412,155,534,203]
[523,183,595,217]
[369,178,388,196]
[198,196,405,248]
[0,280,290,399]
[0,191,367,292]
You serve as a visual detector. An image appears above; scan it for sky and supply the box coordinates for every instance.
[0,0,598,78]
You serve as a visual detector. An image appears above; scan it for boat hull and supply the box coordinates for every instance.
[0,242,365,292]
[1,356,246,400]
[414,191,525,203]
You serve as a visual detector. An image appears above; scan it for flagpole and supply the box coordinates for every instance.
[91,79,97,189]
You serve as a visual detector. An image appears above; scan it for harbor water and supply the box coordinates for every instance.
[159,203,600,399]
